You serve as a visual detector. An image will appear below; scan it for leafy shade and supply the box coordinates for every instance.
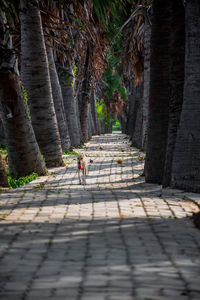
[96,99,107,120]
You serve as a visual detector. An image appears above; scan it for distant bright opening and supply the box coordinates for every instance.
[112,120,122,133]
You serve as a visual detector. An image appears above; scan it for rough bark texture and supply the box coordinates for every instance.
[0,117,5,144]
[145,0,170,184]
[171,0,200,192]
[90,90,98,135]
[118,113,127,134]
[126,82,135,135]
[20,0,63,167]
[0,72,47,178]
[0,21,46,178]
[162,0,185,187]
[80,47,90,143]
[131,82,144,149]
[0,153,8,187]
[58,63,81,147]
[46,47,71,150]
[142,24,151,150]
[87,104,93,140]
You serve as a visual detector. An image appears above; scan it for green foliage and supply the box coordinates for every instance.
[71,63,77,87]
[112,119,121,131]
[0,145,7,154]
[104,113,113,133]
[92,0,125,30]
[72,17,86,30]
[0,0,18,24]
[120,85,128,101]
[20,83,31,118]
[60,71,73,84]
[96,99,107,120]
[63,150,78,156]
[8,172,38,189]
[103,30,127,102]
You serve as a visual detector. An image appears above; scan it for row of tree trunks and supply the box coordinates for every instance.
[0,20,47,178]
[20,0,63,167]
[163,0,185,187]
[58,63,81,147]
[143,0,200,192]
[171,0,200,192]
[46,47,71,150]
[0,0,104,186]
[145,0,171,184]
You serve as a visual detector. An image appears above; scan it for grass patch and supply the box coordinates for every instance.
[63,149,78,156]
[8,172,39,189]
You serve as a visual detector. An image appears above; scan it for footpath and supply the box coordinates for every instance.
[0,134,200,300]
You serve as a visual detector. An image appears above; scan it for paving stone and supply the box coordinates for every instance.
[0,134,200,300]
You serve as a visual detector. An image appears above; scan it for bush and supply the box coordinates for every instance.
[8,172,39,189]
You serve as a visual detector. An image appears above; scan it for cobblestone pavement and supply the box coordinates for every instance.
[0,134,200,300]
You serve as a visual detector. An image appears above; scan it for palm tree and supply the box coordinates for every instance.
[46,46,71,150]
[162,0,185,187]
[79,44,91,143]
[131,82,144,149]
[58,62,81,147]
[144,0,171,184]
[171,0,200,192]
[90,90,98,135]
[0,8,47,178]
[20,0,64,167]
[142,22,151,150]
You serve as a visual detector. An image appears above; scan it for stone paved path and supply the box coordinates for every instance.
[0,134,200,300]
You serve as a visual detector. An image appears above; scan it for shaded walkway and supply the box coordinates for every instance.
[0,134,200,300]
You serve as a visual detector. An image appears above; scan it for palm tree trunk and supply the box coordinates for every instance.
[20,0,63,167]
[0,154,8,187]
[131,82,144,149]
[80,46,90,143]
[58,63,81,147]
[0,25,46,178]
[46,46,71,150]
[162,0,185,187]
[88,103,93,139]
[126,81,135,136]
[0,72,47,178]
[142,23,151,150]
[144,0,171,184]
[171,0,200,192]
[90,90,98,135]
[0,115,5,145]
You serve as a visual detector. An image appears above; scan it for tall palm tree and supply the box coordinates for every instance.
[90,90,98,135]
[162,0,185,187]
[79,44,91,143]
[58,62,81,147]
[20,0,63,167]
[46,46,71,150]
[0,10,47,178]
[171,0,200,192]
[142,22,151,150]
[145,0,171,184]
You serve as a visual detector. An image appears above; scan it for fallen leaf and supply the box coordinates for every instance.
[116,159,123,164]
